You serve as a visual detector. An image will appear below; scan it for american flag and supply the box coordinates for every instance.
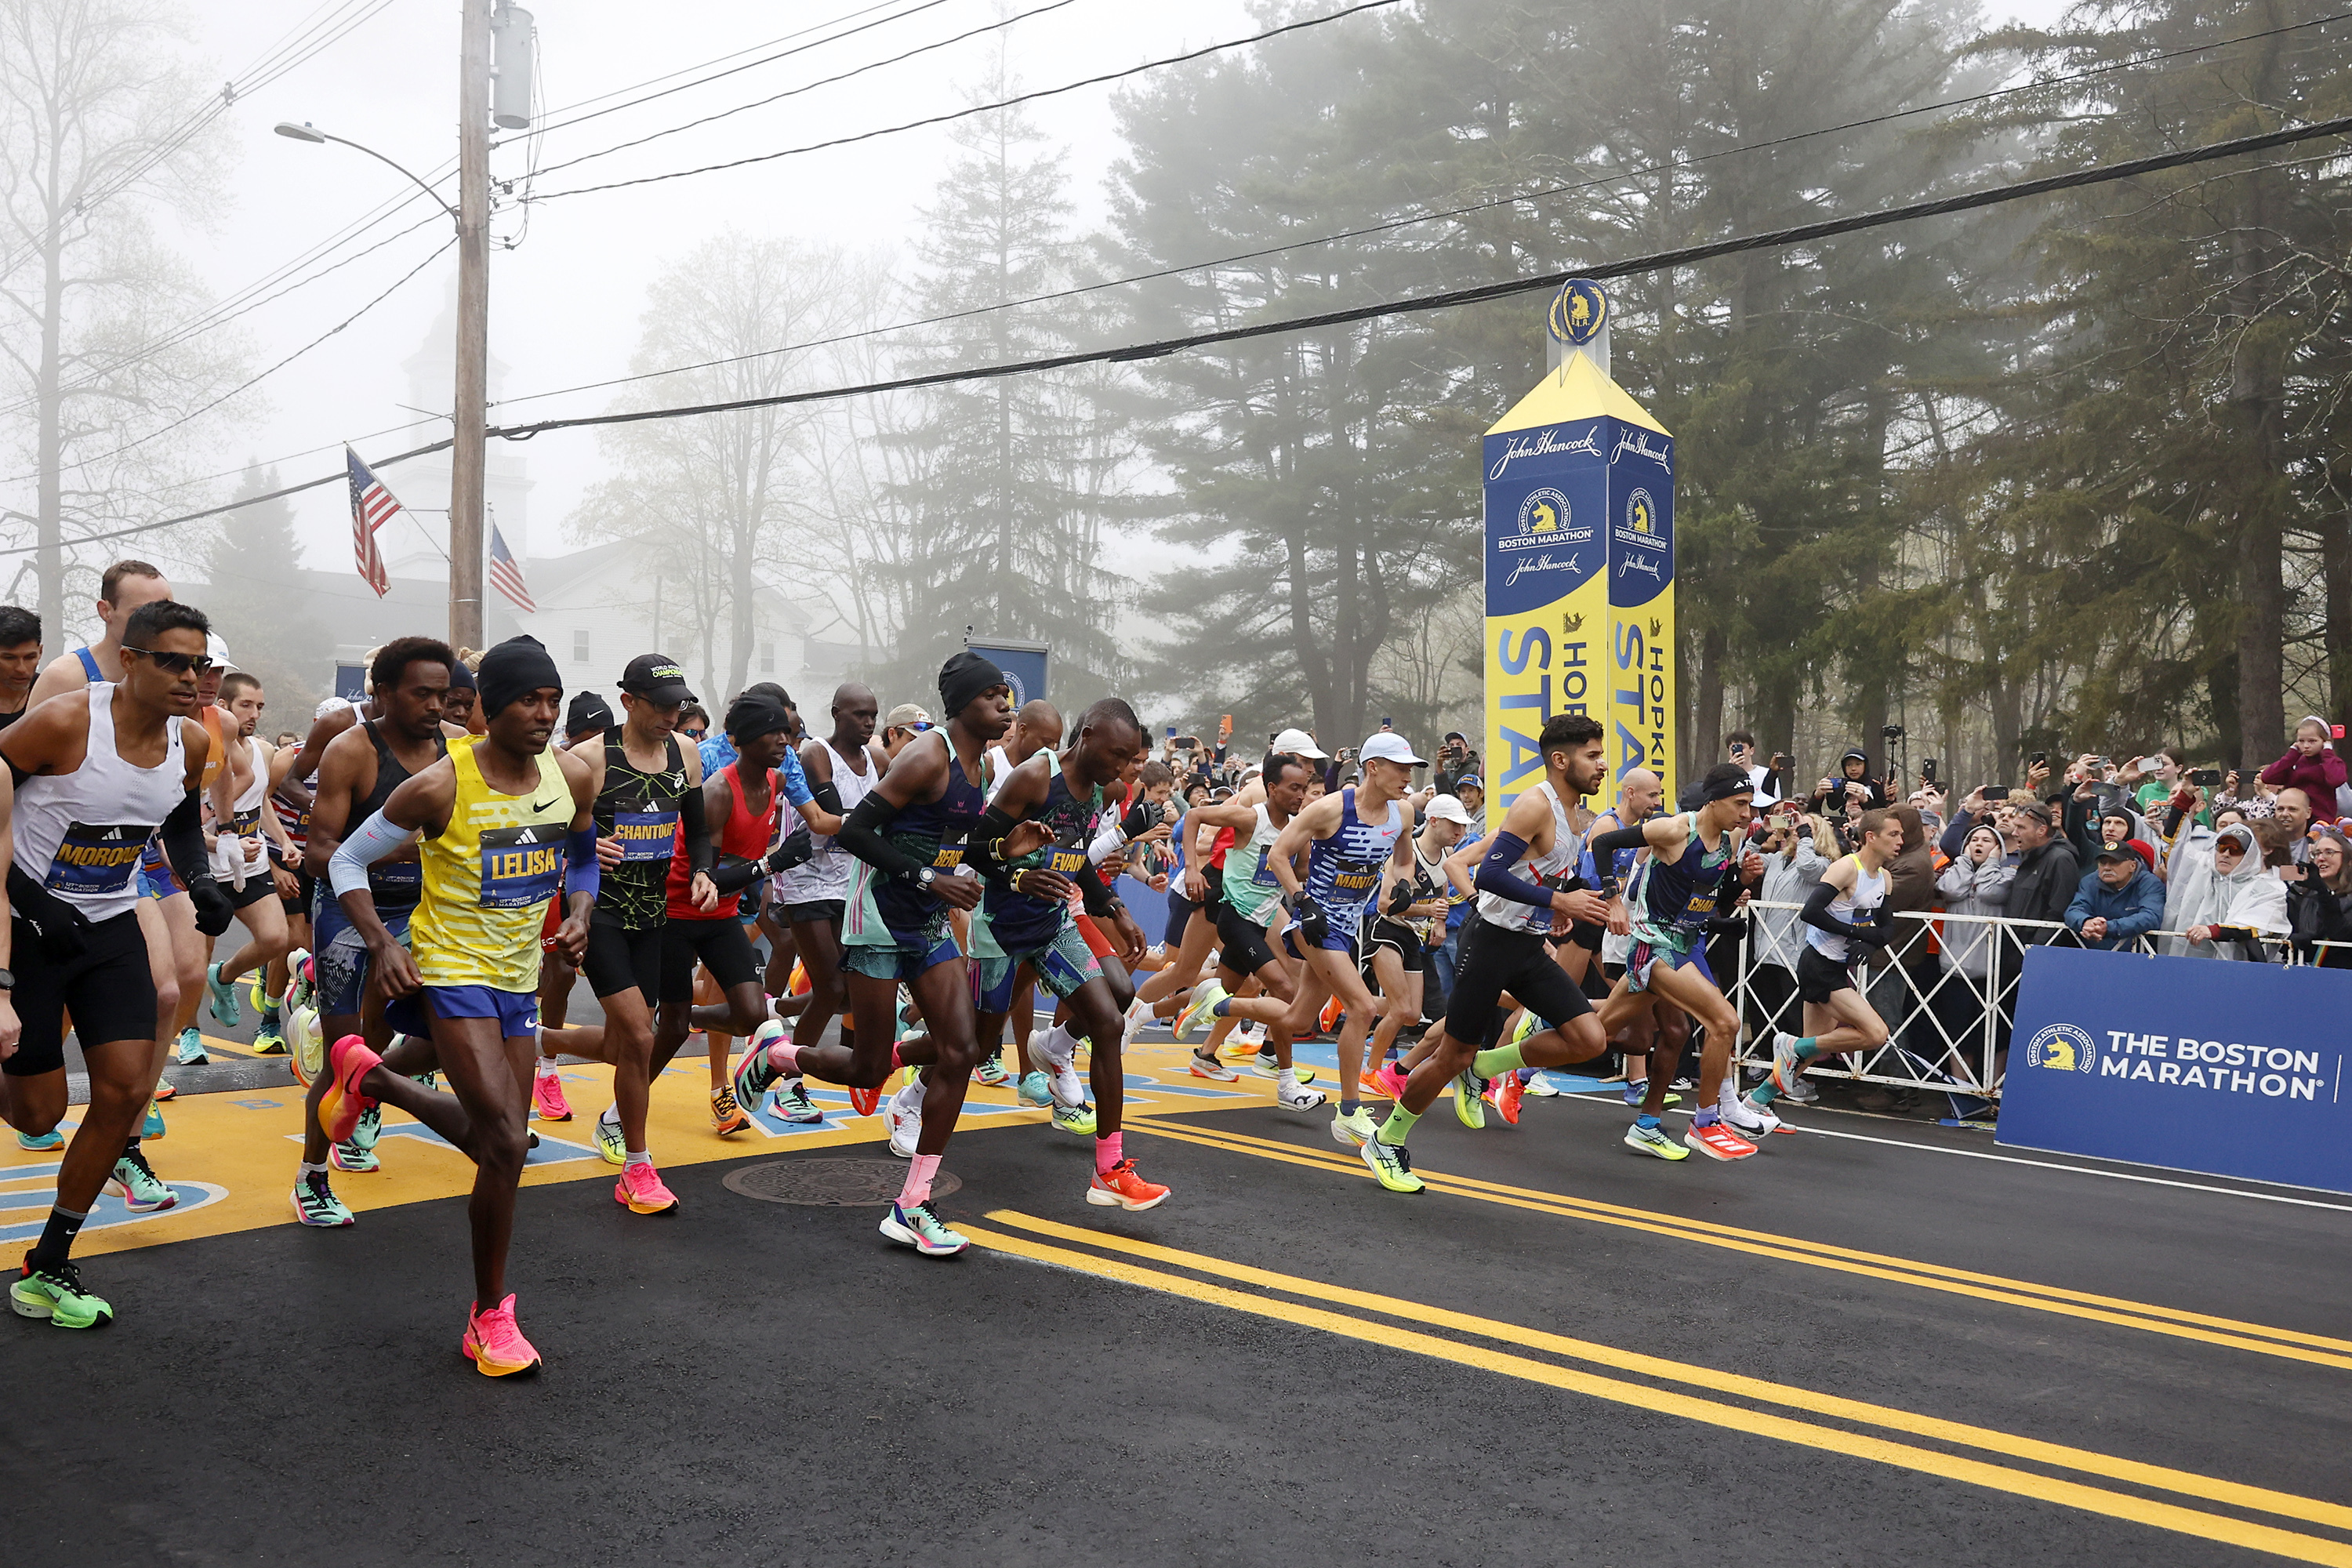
[489,522,535,612]
[344,445,396,598]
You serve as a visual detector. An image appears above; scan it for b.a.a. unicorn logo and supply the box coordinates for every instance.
[1514,487,1570,540]
[1625,488,1656,534]
[2024,1022,2096,1073]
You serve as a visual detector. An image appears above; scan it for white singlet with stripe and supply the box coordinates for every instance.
[1475,781,1584,935]
[13,684,187,921]
[211,735,268,878]
[776,737,880,905]
[1805,855,1887,962]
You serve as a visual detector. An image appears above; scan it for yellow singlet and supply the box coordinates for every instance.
[410,741,572,993]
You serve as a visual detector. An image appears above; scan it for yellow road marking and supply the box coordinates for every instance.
[1130,1116,2352,1369]
[987,1209,2352,1534]
[961,1218,2352,1568]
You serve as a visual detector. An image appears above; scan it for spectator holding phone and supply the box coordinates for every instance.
[1727,731,1781,803]
[1432,733,1481,796]
[2285,825,2352,964]
[2257,717,2346,824]
[1810,746,1889,815]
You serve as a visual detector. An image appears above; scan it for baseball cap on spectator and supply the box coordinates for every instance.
[1425,793,1472,826]
[1455,773,1483,793]
[1360,732,1426,767]
[2096,838,2156,873]
[886,702,932,730]
[1272,726,1327,760]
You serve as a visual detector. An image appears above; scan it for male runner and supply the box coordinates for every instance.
[773,681,888,1122]
[0,605,40,728]
[321,633,596,1375]
[25,558,170,710]
[982,699,1062,1094]
[1588,762,1766,1160]
[961,698,1161,1207]
[1744,807,1896,1119]
[539,654,713,1214]
[1168,751,1324,1109]
[1359,716,1613,1193]
[1592,768,1679,1107]
[1267,730,1423,1145]
[4,600,232,1326]
[203,673,301,1040]
[289,637,454,1221]
[733,651,1027,1258]
[1359,792,1466,1074]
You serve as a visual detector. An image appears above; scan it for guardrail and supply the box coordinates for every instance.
[1725,902,2349,1107]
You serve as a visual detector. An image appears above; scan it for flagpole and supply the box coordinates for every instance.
[448,0,491,652]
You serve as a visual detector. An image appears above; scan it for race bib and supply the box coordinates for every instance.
[1254,849,1277,886]
[1332,860,1378,895]
[610,809,679,862]
[1044,846,1087,877]
[478,825,565,909]
[932,844,965,870]
[45,822,148,895]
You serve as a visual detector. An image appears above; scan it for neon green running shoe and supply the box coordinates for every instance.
[11,1261,114,1329]
[1050,1101,1098,1136]
[595,1106,626,1165]
[1623,1121,1691,1162]
[1174,980,1227,1044]
[1329,1105,1377,1146]
[1508,1009,1537,1049]
[1359,1133,1425,1194]
[250,1017,287,1056]
[1453,1069,1488,1131]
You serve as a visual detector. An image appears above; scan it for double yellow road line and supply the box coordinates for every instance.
[1130,1115,2352,1372]
[966,1209,2352,1566]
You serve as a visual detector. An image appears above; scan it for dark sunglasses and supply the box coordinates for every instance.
[898,720,935,735]
[125,646,214,675]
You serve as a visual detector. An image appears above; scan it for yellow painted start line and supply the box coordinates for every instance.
[968,1210,2352,1568]
[1127,1115,2352,1372]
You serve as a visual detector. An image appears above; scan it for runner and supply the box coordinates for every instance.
[652,694,808,1138]
[25,559,170,710]
[4,599,231,1327]
[774,682,891,1123]
[539,655,710,1214]
[1359,792,1468,1079]
[1168,752,1324,1110]
[321,633,596,1375]
[1266,731,1424,1146]
[1744,808,1897,1119]
[961,697,1162,1207]
[982,700,1062,1093]
[202,673,301,1046]
[0,605,39,729]
[732,651,1023,1258]
[523,688,615,1112]
[289,638,454,1221]
[1591,768,1677,1109]
[1359,716,1613,1194]
[1589,762,1767,1160]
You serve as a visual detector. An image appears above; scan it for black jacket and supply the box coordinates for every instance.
[2007,839,2082,935]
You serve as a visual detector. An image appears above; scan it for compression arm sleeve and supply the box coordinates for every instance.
[564,826,601,904]
[1076,857,1120,917]
[963,803,1025,880]
[1587,822,1650,861]
[1800,877,1871,941]
[159,788,212,889]
[328,808,421,898]
[808,778,843,815]
[679,780,714,876]
[776,749,814,808]
[1472,832,1552,909]
[837,790,927,882]
[1088,819,1127,865]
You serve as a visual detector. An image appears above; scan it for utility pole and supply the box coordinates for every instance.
[448,0,492,652]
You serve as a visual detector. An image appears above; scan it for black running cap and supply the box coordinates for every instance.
[565,690,613,737]
[619,653,696,706]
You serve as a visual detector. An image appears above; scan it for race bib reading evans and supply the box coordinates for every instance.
[1044,846,1087,877]
[478,825,566,909]
[611,810,679,862]
[45,822,151,895]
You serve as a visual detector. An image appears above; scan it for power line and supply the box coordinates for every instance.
[528,0,1407,203]
[486,6,2352,416]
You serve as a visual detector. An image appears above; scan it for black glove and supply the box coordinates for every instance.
[1287,890,1328,945]
[187,874,235,937]
[764,825,815,873]
[1846,921,1891,950]
[1385,880,1416,916]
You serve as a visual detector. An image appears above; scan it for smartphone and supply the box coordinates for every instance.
[1922,758,1938,784]
[2027,751,2048,768]
[1981,786,2011,801]
[2189,768,2223,788]
[1176,737,1197,750]
[1381,717,1393,730]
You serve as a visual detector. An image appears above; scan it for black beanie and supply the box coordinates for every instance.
[937,649,1007,720]
[478,635,561,720]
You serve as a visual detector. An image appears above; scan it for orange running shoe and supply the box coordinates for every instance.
[1682,1119,1757,1161]
[462,1294,543,1377]
[1319,997,1344,1033]
[318,1036,381,1145]
[1357,1071,1389,1100]
[1086,1159,1170,1211]
[848,1083,883,1116]
[615,1160,681,1214]
[1490,1073,1524,1126]
[709,1085,753,1136]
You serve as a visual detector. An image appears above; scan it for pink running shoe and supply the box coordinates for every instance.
[463,1294,543,1377]
[531,1067,573,1123]
[615,1161,680,1215]
[318,1036,382,1145]
[1373,1061,1411,1101]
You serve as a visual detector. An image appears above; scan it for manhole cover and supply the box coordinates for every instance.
[723,1157,961,1207]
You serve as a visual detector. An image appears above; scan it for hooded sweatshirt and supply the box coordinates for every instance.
[1935,825,2015,981]
[2256,717,2347,823]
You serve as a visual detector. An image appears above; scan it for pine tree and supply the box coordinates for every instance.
[198,464,331,721]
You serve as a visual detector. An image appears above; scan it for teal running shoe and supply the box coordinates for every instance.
[771,1080,823,1124]
[731,1023,782,1115]
[974,1055,1010,1088]
[1359,1132,1425,1194]
[349,1103,383,1152]
[140,1101,165,1140]
[1624,1120,1691,1161]
[1017,1071,1053,1108]
[879,1200,968,1257]
[172,1027,208,1066]
[107,1148,176,1213]
[205,960,240,1027]
[16,1128,63,1151]
[11,1261,113,1329]
[291,1170,356,1227]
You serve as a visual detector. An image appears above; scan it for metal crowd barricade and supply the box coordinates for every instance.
[1728,902,2315,1105]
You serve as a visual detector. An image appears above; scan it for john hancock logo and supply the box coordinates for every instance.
[2025,1022,2096,1073]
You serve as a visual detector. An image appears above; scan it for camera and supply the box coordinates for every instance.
[1882,724,1905,740]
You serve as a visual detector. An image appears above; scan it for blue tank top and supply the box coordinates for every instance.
[869,739,986,931]
[1305,786,1404,915]
[981,753,1105,952]
[1628,811,1735,946]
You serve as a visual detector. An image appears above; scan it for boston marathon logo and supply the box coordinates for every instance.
[1502,486,1595,557]
[2024,1022,2096,1073]
[1487,425,1602,481]
[2046,1022,2332,1101]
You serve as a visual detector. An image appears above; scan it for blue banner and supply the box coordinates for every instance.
[1998,946,2352,1193]
[969,642,1049,708]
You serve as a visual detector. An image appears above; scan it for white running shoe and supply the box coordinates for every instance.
[1733,1091,1783,1138]
[885,1097,921,1158]
[1033,1028,1085,1107]
[1120,995,1150,1046]
[1277,1080,1327,1112]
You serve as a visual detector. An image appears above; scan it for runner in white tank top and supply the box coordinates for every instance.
[1748,809,1902,1120]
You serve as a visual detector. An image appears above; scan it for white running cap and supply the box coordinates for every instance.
[1425,793,1472,825]
[1359,731,1427,768]
[1272,726,1327,759]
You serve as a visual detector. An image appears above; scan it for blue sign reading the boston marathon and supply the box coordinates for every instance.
[1999,946,2352,1193]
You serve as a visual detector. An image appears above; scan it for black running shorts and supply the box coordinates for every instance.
[583,916,663,1004]
[660,916,760,1004]
[1796,944,1857,1005]
[7,912,157,1076]
[1214,897,1279,978]
[1443,919,1592,1048]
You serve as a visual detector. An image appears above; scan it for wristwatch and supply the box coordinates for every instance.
[913,866,936,889]
[0,967,14,991]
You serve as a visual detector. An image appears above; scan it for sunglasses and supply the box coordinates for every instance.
[125,646,214,675]
[901,720,935,734]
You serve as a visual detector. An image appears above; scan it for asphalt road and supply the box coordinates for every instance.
[5,1075,2345,1568]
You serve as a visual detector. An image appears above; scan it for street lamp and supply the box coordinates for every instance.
[273,122,459,225]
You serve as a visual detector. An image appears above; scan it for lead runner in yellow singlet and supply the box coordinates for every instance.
[320,635,596,1377]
